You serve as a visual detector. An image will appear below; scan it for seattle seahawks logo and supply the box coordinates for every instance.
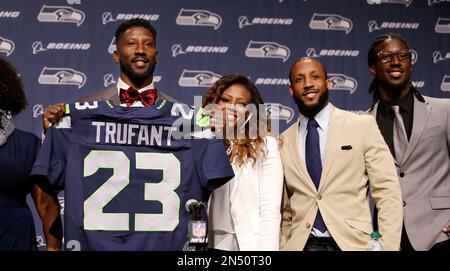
[441,75,450,92]
[0,36,14,56]
[37,5,85,26]
[309,13,353,34]
[178,69,221,87]
[38,67,86,89]
[410,49,418,65]
[245,40,290,62]
[367,0,412,7]
[328,73,358,94]
[428,0,450,5]
[435,17,450,33]
[176,8,222,30]
[265,103,294,124]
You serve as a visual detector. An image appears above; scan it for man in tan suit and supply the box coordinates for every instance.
[279,57,403,251]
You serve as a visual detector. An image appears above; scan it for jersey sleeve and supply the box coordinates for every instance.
[30,126,71,191]
[193,138,234,191]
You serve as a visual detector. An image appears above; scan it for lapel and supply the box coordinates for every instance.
[400,96,430,165]
[286,118,317,192]
[103,85,120,105]
[319,106,345,192]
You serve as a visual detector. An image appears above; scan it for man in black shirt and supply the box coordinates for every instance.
[367,33,450,251]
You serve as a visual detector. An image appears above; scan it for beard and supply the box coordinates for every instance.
[293,89,329,118]
[120,58,156,87]
[377,76,410,100]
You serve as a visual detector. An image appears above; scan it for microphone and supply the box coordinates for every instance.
[185,199,199,213]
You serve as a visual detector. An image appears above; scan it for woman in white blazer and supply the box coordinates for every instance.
[202,73,283,251]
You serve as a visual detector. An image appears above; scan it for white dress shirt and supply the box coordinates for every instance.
[297,103,332,237]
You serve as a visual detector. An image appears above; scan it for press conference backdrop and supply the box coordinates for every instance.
[1,0,449,250]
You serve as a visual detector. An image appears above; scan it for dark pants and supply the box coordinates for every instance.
[304,235,341,251]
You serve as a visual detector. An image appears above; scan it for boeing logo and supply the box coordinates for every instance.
[38,67,86,89]
[328,73,358,94]
[411,81,425,88]
[435,18,450,33]
[238,16,293,29]
[255,78,290,86]
[37,5,85,26]
[171,44,228,57]
[441,75,450,92]
[102,12,159,25]
[103,73,117,87]
[32,41,90,54]
[265,103,294,124]
[108,37,116,54]
[368,20,419,33]
[309,13,353,34]
[32,104,44,118]
[176,8,222,30]
[0,36,14,56]
[433,51,450,63]
[178,69,221,87]
[0,11,20,18]
[367,0,412,7]
[428,0,450,5]
[245,40,290,62]
[306,48,359,57]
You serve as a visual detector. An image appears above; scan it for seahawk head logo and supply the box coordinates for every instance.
[245,40,290,62]
[435,17,450,34]
[265,103,294,124]
[178,69,221,87]
[441,75,450,92]
[0,36,14,56]
[37,5,85,26]
[309,13,353,34]
[38,67,86,89]
[328,73,358,94]
[176,8,222,30]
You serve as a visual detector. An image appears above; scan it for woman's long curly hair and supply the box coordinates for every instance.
[202,73,270,166]
[0,58,27,115]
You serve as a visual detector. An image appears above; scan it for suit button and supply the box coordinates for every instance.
[306,223,311,229]
[317,195,322,200]
[399,172,405,177]
[403,201,406,206]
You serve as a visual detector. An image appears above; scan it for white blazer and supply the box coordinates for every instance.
[208,136,284,251]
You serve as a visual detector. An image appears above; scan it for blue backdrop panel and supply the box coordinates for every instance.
[0,0,449,250]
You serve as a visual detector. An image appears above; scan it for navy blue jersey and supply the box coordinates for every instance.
[31,100,233,251]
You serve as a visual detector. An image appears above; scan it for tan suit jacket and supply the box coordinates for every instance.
[280,105,403,250]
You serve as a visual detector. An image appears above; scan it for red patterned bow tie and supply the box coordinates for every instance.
[119,87,157,107]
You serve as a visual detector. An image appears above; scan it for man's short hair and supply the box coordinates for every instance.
[115,18,157,44]
[288,57,327,85]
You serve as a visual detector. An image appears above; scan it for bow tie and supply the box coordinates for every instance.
[119,87,157,107]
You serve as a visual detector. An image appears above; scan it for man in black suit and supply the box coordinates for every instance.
[43,18,178,131]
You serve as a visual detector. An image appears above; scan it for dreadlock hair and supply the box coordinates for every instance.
[0,58,27,116]
[367,33,412,105]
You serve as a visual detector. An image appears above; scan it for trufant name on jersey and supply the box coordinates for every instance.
[91,121,177,147]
